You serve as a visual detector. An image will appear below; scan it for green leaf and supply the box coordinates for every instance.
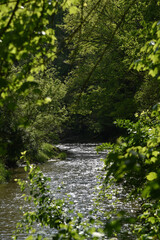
[146,172,158,181]
[69,6,78,14]
[26,235,34,240]
[149,67,159,77]
[27,76,34,82]
[152,151,159,157]
[150,157,157,163]
[77,213,83,218]
[148,217,156,224]
[44,97,52,104]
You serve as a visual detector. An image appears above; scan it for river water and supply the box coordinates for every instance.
[0,143,137,240]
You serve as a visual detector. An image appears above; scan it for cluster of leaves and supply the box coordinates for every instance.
[133,18,160,80]
[1,66,68,168]
[133,17,160,111]
[15,68,68,163]
[99,107,160,239]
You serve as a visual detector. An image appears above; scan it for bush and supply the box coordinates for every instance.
[98,105,160,239]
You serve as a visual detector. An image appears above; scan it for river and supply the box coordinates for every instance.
[0,143,138,240]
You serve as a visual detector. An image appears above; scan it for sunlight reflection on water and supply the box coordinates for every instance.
[0,143,138,240]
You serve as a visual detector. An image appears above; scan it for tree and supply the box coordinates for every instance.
[97,9,160,238]
[0,0,74,176]
[62,0,160,139]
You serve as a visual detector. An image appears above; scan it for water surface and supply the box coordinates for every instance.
[0,143,105,239]
[0,143,138,239]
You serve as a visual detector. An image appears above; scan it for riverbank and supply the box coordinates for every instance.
[0,144,67,184]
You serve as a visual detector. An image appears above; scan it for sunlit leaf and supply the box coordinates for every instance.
[44,97,52,104]
[148,217,156,224]
[146,172,158,181]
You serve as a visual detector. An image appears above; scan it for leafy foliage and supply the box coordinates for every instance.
[0,0,69,171]
[62,0,160,137]
[98,13,160,239]
[99,107,160,239]
[133,20,160,79]
[0,66,67,167]
[14,68,68,162]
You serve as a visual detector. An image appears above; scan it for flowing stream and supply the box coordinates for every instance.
[0,143,138,240]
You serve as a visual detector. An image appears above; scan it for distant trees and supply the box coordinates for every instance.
[62,0,160,138]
